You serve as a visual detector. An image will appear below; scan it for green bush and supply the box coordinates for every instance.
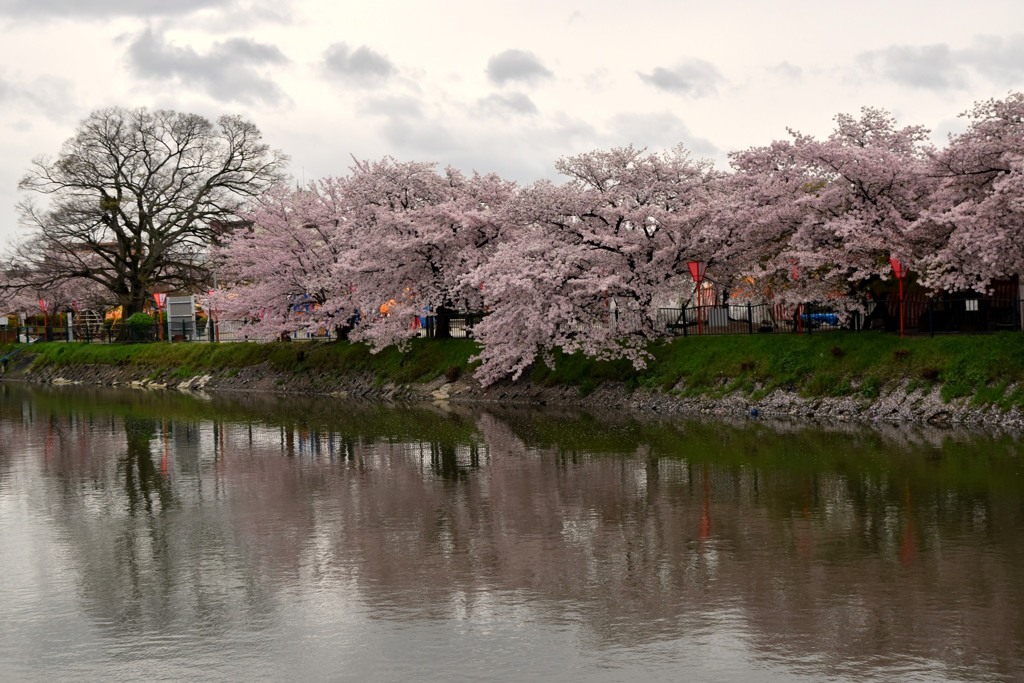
[125,312,155,341]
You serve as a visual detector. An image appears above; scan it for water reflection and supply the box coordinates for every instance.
[1,383,1023,681]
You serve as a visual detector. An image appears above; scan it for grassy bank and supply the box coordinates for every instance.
[7,332,1024,410]
[14,337,479,385]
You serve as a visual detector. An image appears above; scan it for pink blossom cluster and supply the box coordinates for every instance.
[215,93,1024,385]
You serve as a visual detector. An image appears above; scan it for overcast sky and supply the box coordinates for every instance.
[2,0,1023,248]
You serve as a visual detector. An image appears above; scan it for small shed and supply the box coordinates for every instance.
[166,295,198,340]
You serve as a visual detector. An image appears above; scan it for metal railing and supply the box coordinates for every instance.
[657,294,1023,336]
[3,294,1020,348]
[657,302,852,336]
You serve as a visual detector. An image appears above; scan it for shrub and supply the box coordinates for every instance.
[125,313,155,341]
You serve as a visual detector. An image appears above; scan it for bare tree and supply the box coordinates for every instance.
[7,107,287,315]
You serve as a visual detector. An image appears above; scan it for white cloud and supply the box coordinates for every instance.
[0,0,227,20]
[323,43,396,87]
[126,27,289,105]
[858,44,968,90]
[771,62,803,80]
[475,92,538,117]
[605,111,719,158]
[858,35,1024,91]
[638,60,723,98]
[3,0,1024,249]
[486,49,553,86]
[962,34,1024,85]
[0,72,76,121]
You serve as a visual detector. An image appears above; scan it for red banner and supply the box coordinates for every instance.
[889,257,905,280]
[687,261,707,283]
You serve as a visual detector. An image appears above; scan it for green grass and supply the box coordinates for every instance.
[7,332,1024,410]
[522,332,1024,410]
[13,338,481,387]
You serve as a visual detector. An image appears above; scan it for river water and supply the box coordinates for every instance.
[1,383,1023,682]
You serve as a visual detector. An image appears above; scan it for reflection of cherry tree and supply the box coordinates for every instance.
[7,390,1024,672]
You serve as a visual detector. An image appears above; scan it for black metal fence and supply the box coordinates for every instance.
[0,319,209,344]
[658,302,852,336]
[903,295,1022,334]
[2,295,1020,347]
[657,294,1023,336]
[210,312,485,342]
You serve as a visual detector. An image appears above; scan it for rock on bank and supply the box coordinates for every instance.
[5,357,1024,429]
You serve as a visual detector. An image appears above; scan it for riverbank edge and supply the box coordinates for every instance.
[4,353,1023,429]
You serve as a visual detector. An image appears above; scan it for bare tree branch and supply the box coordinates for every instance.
[5,107,288,316]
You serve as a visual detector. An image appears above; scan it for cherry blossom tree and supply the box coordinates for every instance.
[337,158,514,349]
[789,109,935,297]
[917,93,1024,292]
[214,178,354,340]
[214,93,1024,385]
[705,138,817,304]
[467,146,720,384]
[0,275,109,334]
[216,157,515,346]
[712,109,936,314]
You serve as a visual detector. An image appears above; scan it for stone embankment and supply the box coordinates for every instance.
[470,375,1024,428]
[6,357,1024,429]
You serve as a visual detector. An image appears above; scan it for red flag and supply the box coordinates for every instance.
[889,257,905,280]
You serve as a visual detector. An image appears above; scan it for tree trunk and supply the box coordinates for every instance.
[433,305,453,339]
